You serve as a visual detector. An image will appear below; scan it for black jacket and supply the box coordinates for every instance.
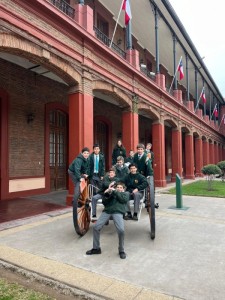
[123,172,148,193]
[68,154,89,181]
[112,145,126,165]
[133,153,153,176]
[88,152,105,178]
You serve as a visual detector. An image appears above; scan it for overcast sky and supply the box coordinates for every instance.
[169,0,225,98]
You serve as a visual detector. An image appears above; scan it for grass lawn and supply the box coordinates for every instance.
[0,278,54,300]
[167,180,225,197]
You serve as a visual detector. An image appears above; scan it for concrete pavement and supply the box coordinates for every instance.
[1,188,225,299]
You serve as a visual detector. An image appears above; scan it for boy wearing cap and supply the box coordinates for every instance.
[68,147,90,205]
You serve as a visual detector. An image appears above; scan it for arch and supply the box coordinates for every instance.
[208,138,213,144]
[181,124,192,134]
[164,117,178,128]
[138,102,160,121]
[93,80,132,108]
[0,33,81,86]
[193,130,201,139]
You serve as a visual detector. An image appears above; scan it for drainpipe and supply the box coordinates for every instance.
[195,67,198,110]
[126,20,132,50]
[154,6,160,74]
[203,80,206,116]
[186,53,190,101]
[209,90,212,119]
[173,34,177,90]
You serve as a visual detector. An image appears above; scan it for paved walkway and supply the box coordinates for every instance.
[1,185,225,299]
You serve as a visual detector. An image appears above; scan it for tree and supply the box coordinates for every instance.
[217,161,225,181]
[201,164,222,190]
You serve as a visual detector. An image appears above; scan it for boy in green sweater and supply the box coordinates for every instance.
[123,163,148,221]
[86,182,129,259]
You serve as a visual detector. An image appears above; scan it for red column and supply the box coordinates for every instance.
[185,134,195,179]
[66,92,93,205]
[217,144,220,163]
[152,123,166,187]
[195,138,203,177]
[171,129,182,181]
[209,142,214,164]
[219,145,223,162]
[122,111,139,153]
[202,139,209,166]
[215,143,218,164]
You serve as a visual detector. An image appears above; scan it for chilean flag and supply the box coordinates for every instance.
[200,87,206,104]
[122,0,132,25]
[178,58,184,80]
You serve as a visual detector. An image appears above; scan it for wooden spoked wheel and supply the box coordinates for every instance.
[73,181,91,236]
[146,176,155,240]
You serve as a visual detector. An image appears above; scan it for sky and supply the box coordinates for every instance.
[169,0,225,98]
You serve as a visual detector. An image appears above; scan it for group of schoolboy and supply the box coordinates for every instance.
[68,142,154,259]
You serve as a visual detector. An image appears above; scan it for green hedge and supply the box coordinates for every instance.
[201,164,221,176]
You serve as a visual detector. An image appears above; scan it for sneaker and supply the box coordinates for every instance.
[119,252,126,259]
[92,215,97,221]
[124,213,133,220]
[133,214,138,221]
[86,248,101,255]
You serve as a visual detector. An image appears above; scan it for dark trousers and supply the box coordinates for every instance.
[90,173,102,194]
[68,170,80,204]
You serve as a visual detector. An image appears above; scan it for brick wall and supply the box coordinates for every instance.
[0,58,68,177]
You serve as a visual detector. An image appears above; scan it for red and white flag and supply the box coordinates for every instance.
[122,0,132,25]
[178,57,184,80]
[200,87,206,104]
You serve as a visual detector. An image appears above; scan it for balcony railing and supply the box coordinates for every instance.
[140,68,156,82]
[48,0,75,19]
[93,26,126,59]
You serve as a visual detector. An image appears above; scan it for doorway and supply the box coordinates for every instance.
[49,110,68,190]
[95,120,109,169]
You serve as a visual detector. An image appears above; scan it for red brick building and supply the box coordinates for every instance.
[0,0,224,204]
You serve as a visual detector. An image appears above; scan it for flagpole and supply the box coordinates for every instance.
[194,87,204,112]
[168,56,182,93]
[218,114,225,130]
[109,0,124,48]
